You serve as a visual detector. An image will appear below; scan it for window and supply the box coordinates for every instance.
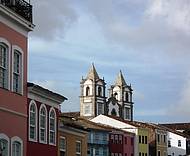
[76,141,81,156]
[0,134,9,156]
[163,135,166,143]
[114,92,118,99]
[178,140,181,147]
[139,152,141,156]
[86,86,90,96]
[157,151,161,156]
[11,136,23,156]
[102,134,107,143]
[131,137,134,145]
[125,92,129,102]
[60,137,66,156]
[29,100,37,141]
[139,135,141,143]
[97,103,104,115]
[98,86,102,96]
[145,136,147,144]
[49,108,56,145]
[157,134,160,143]
[0,42,8,89]
[95,148,99,156]
[94,133,99,142]
[125,137,127,144]
[12,141,21,156]
[142,136,144,144]
[111,108,117,116]
[168,140,171,147]
[124,107,131,120]
[39,105,47,143]
[12,48,22,94]
[119,135,122,144]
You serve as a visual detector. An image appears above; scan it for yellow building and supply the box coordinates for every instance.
[138,127,149,156]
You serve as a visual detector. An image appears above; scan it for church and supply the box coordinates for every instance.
[80,64,134,121]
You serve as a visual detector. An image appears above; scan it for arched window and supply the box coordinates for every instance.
[98,86,102,96]
[114,92,118,100]
[49,108,56,145]
[0,42,9,89]
[11,136,23,156]
[0,133,9,156]
[39,105,47,143]
[86,86,90,96]
[111,109,117,116]
[29,100,37,141]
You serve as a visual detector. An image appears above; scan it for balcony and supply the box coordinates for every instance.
[0,0,32,22]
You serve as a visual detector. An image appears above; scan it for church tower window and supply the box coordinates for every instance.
[86,86,90,96]
[98,86,102,96]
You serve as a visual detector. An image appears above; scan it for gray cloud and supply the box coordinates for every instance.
[30,0,78,40]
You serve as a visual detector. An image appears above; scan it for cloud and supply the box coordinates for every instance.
[83,0,190,57]
[30,0,78,40]
[168,74,190,119]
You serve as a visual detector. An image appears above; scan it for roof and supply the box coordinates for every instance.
[61,112,80,118]
[115,70,127,86]
[86,63,100,80]
[160,123,190,130]
[27,82,68,102]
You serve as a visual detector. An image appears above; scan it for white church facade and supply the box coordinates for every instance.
[80,64,134,121]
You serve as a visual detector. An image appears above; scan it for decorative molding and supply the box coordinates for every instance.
[0,106,27,117]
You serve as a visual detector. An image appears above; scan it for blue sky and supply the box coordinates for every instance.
[28,0,190,123]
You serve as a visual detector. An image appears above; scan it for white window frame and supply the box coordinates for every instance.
[60,136,66,155]
[76,140,81,156]
[0,37,11,90]
[39,104,47,144]
[11,136,23,156]
[28,100,38,142]
[0,133,10,156]
[49,107,56,146]
[12,45,23,95]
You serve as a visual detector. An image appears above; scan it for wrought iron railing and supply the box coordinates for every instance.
[0,0,32,22]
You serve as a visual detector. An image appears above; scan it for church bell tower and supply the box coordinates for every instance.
[80,64,106,118]
[107,71,133,121]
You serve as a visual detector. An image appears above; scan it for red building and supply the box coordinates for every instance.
[0,1,34,156]
[27,83,67,156]
[109,130,135,156]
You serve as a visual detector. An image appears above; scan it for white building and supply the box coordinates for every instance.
[167,130,186,156]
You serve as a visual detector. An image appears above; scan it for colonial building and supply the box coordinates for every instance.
[27,83,67,156]
[80,64,133,121]
[59,115,88,156]
[109,130,135,156]
[0,1,34,155]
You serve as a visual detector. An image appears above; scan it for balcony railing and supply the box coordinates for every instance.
[0,0,32,22]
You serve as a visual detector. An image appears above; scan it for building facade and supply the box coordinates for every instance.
[109,130,135,156]
[0,1,34,156]
[27,83,67,156]
[59,116,88,156]
[91,114,149,156]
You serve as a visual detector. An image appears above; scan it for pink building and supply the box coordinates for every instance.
[0,1,34,156]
